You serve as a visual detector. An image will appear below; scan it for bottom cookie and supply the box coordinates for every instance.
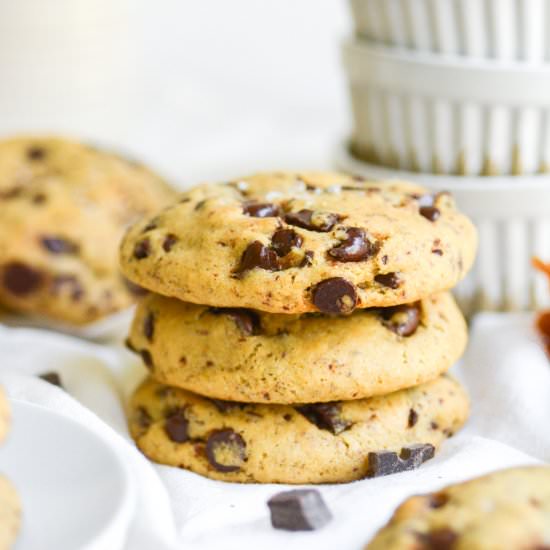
[366,466,550,550]
[0,476,20,550]
[128,375,469,484]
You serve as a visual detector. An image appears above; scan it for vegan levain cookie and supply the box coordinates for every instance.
[127,292,467,404]
[0,136,174,325]
[120,172,477,313]
[366,466,550,550]
[128,375,469,484]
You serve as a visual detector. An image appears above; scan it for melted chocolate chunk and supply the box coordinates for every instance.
[233,241,279,277]
[285,209,340,232]
[2,262,44,296]
[164,408,189,442]
[296,403,351,435]
[27,146,46,160]
[408,408,419,428]
[417,528,458,550]
[162,234,178,252]
[420,206,441,222]
[366,443,435,478]
[41,236,79,255]
[133,239,151,260]
[39,371,63,388]
[328,227,376,262]
[268,489,332,531]
[205,429,246,472]
[300,250,314,267]
[243,202,282,218]
[312,277,357,315]
[381,304,420,337]
[210,307,260,336]
[271,229,302,257]
[374,272,401,289]
[143,312,155,341]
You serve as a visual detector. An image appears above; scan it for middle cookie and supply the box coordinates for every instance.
[127,292,467,404]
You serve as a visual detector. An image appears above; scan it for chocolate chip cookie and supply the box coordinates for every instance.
[0,136,175,325]
[367,466,550,550]
[128,374,469,484]
[127,292,467,403]
[120,172,476,314]
[0,476,20,549]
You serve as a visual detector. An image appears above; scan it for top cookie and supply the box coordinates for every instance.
[0,136,175,325]
[367,466,550,550]
[120,172,477,313]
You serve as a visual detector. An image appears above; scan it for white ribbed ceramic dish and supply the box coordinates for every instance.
[343,40,550,176]
[350,0,550,62]
[336,143,550,314]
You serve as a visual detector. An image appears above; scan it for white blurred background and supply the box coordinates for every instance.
[0,0,350,186]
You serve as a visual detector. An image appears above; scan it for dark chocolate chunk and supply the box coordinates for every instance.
[296,403,352,435]
[205,429,246,472]
[140,349,154,370]
[233,241,279,277]
[312,277,357,315]
[374,272,401,289]
[328,227,376,262]
[39,371,63,388]
[143,312,155,341]
[381,304,420,337]
[267,489,332,531]
[162,233,178,252]
[210,307,261,336]
[243,202,282,218]
[366,443,435,478]
[41,236,79,255]
[271,229,302,257]
[285,209,340,232]
[27,146,46,160]
[420,206,441,222]
[408,408,419,428]
[2,262,44,296]
[417,528,458,550]
[143,221,158,232]
[164,408,189,443]
[300,250,314,267]
[133,239,151,260]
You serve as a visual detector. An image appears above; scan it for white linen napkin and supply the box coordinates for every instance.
[0,312,548,550]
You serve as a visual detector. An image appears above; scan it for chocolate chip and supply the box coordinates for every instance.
[312,277,357,315]
[205,429,246,472]
[366,443,435,478]
[133,239,151,260]
[429,492,449,509]
[164,408,189,443]
[243,202,282,218]
[420,206,441,222]
[285,209,340,232]
[39,371,63,388]
[140,349,153,370]
[271,229,302,257]
[40,236,79,255]
[143,312,155,341]
[328,227,376,262]
[233,241,279,277]
[417,528,458,550]
[162,234,178,252]
[296,403,352,435]
[408,408,418,428]
[136,406,152,429]
[143,221,158,232]
[381,304,420,337]
[267,489,332,531]
[27,146,46,160]
[210,399,246,413]
[2,262,44,296]
[228,309,260,335]
[300,250,314,267]
[374,272,401,289]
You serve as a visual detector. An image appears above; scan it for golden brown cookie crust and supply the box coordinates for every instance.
[128,375,469,484]
[120,172,477,314]
[0,136,175,325]
[366,466,550,550]
[127,292,467,403]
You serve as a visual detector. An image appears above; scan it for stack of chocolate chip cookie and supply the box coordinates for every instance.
[121,172,477,484]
